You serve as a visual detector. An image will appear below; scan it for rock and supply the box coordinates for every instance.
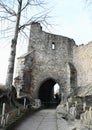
[56,104,75,121]
[72,128,76,130]
[76,126,89,130]
[32,99,41,109]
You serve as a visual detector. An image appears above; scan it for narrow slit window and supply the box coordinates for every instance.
[52,42,55,50]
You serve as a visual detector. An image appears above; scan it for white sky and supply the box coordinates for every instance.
[0,0,92,84]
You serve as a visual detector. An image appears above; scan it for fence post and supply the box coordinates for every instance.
[66,102,69,111]
[83,102,86,111]
[5,113,9,125]
[89,107,92,120]
[24,98,26,109]
[1,103,6,127]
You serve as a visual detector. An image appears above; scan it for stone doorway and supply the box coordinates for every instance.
[38,78,61,107]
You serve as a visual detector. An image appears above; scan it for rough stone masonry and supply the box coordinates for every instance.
[14,22,92,103]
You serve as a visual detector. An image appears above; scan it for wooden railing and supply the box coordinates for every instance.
[0,98,31,129]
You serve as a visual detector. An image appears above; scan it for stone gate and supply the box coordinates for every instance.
[14,22,92,105]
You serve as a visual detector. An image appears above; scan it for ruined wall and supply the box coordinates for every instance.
[14,51,34,97]
[27,22,76,98]
[15,22,78,99]
[15,22,92,100]
[73,42,92,88]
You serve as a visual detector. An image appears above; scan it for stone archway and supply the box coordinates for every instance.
[38,78,61,107]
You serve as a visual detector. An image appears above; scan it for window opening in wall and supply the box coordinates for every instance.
[52,42,55,50]
[54,83,60,95]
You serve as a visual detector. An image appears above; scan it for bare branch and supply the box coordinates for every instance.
[0,1,16,16]
[18,10,51,31]
[0,16,15,22]
[0,27,14,33]
[19,0,29,13]
[17,0,20,4]
[29,0,46,8]
[0,34,14,39]
[21,29,29,39]
[17,0,46,16]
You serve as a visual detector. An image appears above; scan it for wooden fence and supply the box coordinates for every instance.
[0,98,30,129]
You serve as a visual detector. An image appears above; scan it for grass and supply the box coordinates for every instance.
[5,107,42,130]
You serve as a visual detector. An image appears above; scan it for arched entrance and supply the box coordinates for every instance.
[38,78,61,107]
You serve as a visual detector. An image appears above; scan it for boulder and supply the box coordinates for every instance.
[56,104,74,121]
[32,99,41,109]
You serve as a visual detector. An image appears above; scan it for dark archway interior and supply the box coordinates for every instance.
[39,79,61,107]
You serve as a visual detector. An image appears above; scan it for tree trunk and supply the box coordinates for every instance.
[6,0,22,89]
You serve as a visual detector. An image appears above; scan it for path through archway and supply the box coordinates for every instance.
[39,79,61,107]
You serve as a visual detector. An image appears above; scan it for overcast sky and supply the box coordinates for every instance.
[0,0,92,84]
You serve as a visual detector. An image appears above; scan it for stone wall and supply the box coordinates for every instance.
[73,42,92,88]
[26,22,76,98]
[15,22,92,100]
[14,51,35,97]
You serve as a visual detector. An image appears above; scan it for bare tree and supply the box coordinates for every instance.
[0,0,50,90]
[5,0,22,90]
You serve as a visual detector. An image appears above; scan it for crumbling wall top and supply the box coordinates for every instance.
[31,22,42,32]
